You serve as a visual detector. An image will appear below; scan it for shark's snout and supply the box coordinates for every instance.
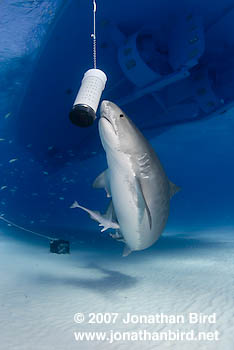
[100,100,118,134]
[100,100,110,117]
[100,100,113,128]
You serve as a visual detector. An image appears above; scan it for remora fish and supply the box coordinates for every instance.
[71,101,180,256]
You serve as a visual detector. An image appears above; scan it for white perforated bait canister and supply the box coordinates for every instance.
[69,69,107,127]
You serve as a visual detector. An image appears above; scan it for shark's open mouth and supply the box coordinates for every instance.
[101,116,117,135]
[101,116,112,126]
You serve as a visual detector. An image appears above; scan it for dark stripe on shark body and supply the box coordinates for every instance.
[136,177,152,229]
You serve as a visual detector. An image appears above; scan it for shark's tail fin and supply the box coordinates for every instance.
[122,244,132,257]
[70,201,80,209]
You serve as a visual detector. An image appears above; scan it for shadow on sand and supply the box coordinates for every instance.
[35,262,138,293]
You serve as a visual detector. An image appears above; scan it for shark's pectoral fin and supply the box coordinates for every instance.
[136,177,152,229]
[122,244,132,257]
[104,200,117,223]
[93,170,106,188]
[169,180,181,198]
[93,169,111,197]
[98,201,119,232]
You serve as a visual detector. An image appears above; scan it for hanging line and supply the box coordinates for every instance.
[91,0,97,69]
[0,216,55,241]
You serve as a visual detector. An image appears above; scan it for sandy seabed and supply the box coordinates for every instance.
[0,226,234,350]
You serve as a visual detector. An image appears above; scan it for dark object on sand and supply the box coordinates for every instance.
[50,239,70,254]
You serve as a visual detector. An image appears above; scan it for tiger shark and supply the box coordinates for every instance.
[71,100,180,256]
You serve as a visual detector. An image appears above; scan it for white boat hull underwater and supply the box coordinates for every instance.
[71,100,180,256]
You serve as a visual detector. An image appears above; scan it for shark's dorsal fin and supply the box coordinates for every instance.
[169,180,181,198]
[122,245,132,257]
[136,177,152,229]
[93,170,111,197]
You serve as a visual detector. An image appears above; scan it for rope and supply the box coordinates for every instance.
[91,0,97,68]
[0,216,55,241]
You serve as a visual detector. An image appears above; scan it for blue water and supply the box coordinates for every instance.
[1,1,234,349]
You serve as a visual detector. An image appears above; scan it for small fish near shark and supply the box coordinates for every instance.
[71,100,180,256]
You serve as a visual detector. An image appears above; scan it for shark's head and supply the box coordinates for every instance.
[99,100,144,155]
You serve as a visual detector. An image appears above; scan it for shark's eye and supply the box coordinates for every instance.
[120,114,124,118]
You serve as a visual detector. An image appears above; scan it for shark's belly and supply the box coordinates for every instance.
[110,170,142,250]
[109,163,170,251]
